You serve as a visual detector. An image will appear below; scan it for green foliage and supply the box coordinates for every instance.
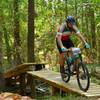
[37,93,94,100]
[0,0,100,69]
[0,0,100,99]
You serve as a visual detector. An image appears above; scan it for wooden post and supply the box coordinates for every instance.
[51,86,60,96]
[0,72,5,92]
[51,86,66,97]
[19,73,26,95]
[28,74,36,99]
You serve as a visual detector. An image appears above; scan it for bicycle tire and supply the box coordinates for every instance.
[77,62,90,92]
[62,66,70,83]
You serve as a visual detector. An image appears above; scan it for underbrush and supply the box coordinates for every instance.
[36,93,96,100]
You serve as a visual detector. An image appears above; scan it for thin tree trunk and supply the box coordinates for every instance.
[13,0,23,65]
[0,11,13,68]
[75,0,77,19]
[28,0,35,62]
[85,5,89,36]
[0,31,3,69]
[3,27,12,66]
[89,7,96,48]
[81,1,84,33]
[65,0,68,17]
[0,31,5,92]
[97,26,100,64]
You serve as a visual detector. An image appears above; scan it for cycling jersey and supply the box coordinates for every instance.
[57,22,80,41]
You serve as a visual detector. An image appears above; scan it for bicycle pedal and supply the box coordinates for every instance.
[70,71,76,76]
[73,71,77,75]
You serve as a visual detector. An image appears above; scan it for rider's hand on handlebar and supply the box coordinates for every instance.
[85,43,91,49]
[61,47,68,52]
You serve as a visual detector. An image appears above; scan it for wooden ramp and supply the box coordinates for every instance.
[2,63,46,95]
[27,70,100,98]
[4,62,46,79]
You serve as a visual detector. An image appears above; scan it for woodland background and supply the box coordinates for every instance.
[0,0,100,73]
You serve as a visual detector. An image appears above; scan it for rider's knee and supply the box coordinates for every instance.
[60,53,65,58]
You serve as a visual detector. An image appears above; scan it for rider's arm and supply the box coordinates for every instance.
[56,32,63,48]
[56,23,66,48]
[72,25,87,45]
[76,33,87,45]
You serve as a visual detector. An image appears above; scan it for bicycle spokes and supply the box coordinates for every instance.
[77,62,90,92]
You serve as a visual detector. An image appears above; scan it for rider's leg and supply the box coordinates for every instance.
[73,61,77,70]
[59,53,66,78]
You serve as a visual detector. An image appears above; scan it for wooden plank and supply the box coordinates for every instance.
[3,62,47,79]
[3,65,31,78]
[27,70,100,98]
[17,62,47,69]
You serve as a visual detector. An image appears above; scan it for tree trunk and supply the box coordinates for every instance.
[81,1,84,33]
[85,5,89,36]
[3,27,12,66]
[13,0,23,65]
[97,26,100,64]
[28,0,35,62]
[74,0,77,19]
[89,7,96,48]
[65,0,68,17]
[0,31,3,70]
[0,31,5,92]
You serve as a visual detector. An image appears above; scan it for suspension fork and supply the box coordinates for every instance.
[74,53,83,73]
[79,53,83,62]
[73,54,82,72]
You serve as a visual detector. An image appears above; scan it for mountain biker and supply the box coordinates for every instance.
[56,16,90,80]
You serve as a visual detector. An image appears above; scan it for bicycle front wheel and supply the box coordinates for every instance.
[77,62,90,92]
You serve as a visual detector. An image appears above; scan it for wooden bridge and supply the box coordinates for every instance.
[27,70,100,99]
[4,62,46,79]
[2,63,100,99]
[2,63,46,95]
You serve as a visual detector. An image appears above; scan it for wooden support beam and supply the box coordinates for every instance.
[51,86,60,96]
[19,73,26,95]
[2,63,47,96]
[28,74,36,99]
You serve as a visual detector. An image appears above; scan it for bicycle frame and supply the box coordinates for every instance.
[67,47,84,61]
[65,47,83,73]
[63,47,90,92]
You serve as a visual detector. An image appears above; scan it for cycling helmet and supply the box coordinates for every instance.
[66,16,76,25]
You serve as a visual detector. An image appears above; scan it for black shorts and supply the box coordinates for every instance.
[56,39,74,53]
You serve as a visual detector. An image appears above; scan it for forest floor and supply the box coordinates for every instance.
[2,80,99,100]
[1,78,99,100]
[36,91,99,100]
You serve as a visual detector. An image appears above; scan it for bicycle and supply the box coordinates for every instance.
[62,47,90,92]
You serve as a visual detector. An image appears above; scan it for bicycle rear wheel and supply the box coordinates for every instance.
[77,62,90,92]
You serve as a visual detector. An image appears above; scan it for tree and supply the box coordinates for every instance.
[65,0,68,16]
[27,0,35,62]
[97,24,100,64]
[13,0,23,65]
[89,6,96,48]
[0,31,3,68]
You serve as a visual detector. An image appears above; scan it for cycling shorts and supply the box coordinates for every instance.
[56,38,74,54]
